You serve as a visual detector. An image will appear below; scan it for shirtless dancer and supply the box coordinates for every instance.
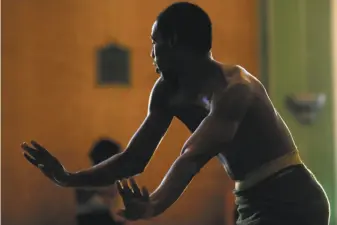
[21,2,330,224]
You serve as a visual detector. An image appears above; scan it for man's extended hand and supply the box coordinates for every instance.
[21,141,70,186]
[117,178,154,221]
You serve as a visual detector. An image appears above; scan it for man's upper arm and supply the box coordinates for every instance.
[146,77,173,128]
[182,81,254,157]
[65,79,174,187]
[123,78,173,171]
[212,82,253,123]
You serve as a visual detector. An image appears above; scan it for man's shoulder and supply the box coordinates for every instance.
[152,77,166,90]
[227,66,253,83]
[148,77,172,111]
[225,66,265,95]
[150,77,170,97]
[212,66,261,109]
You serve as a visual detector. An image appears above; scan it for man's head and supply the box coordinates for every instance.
[89,138,121,165]
[151,2,212,76]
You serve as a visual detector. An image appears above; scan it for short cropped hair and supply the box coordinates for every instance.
[156,2,212,55]
[89,138,122,165]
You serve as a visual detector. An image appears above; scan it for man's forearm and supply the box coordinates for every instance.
[150,186,185,217]
[65,151,142,188]
[147,156,200,217]
[63,112,172,188]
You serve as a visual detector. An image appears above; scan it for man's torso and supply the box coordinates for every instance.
[156,64,297,180]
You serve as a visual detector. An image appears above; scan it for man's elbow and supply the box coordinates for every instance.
[131,164,145,175]
[119,151,147,177]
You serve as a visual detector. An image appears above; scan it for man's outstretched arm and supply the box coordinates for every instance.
[66,78,174,188]
[21,78,174,188]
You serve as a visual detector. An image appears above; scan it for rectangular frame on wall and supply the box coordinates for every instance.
[96,43,131,87]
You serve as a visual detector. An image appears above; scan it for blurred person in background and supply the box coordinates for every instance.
[75,139,125,225]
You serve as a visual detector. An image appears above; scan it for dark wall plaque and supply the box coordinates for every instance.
[97,43,130,85]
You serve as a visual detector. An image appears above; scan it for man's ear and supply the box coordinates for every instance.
[168,32,178,48]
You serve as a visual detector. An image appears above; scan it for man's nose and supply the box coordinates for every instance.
[150,47,154,58]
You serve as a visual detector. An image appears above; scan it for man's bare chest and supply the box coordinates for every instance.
[168,89,212,111]
[167,89,212,132]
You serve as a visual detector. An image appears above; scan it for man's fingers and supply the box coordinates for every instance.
[129,178,142,197]
[23,153,39,167]
[121,179,129,188]
[141,186,150,200]
[21,142,33,151]
[117,180,132,198]
[121,179,133,197]
[117,181,125,195]
[21,143,42,159]
[31,141,49,154]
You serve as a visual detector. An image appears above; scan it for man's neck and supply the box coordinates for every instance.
[177,57,220,92]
